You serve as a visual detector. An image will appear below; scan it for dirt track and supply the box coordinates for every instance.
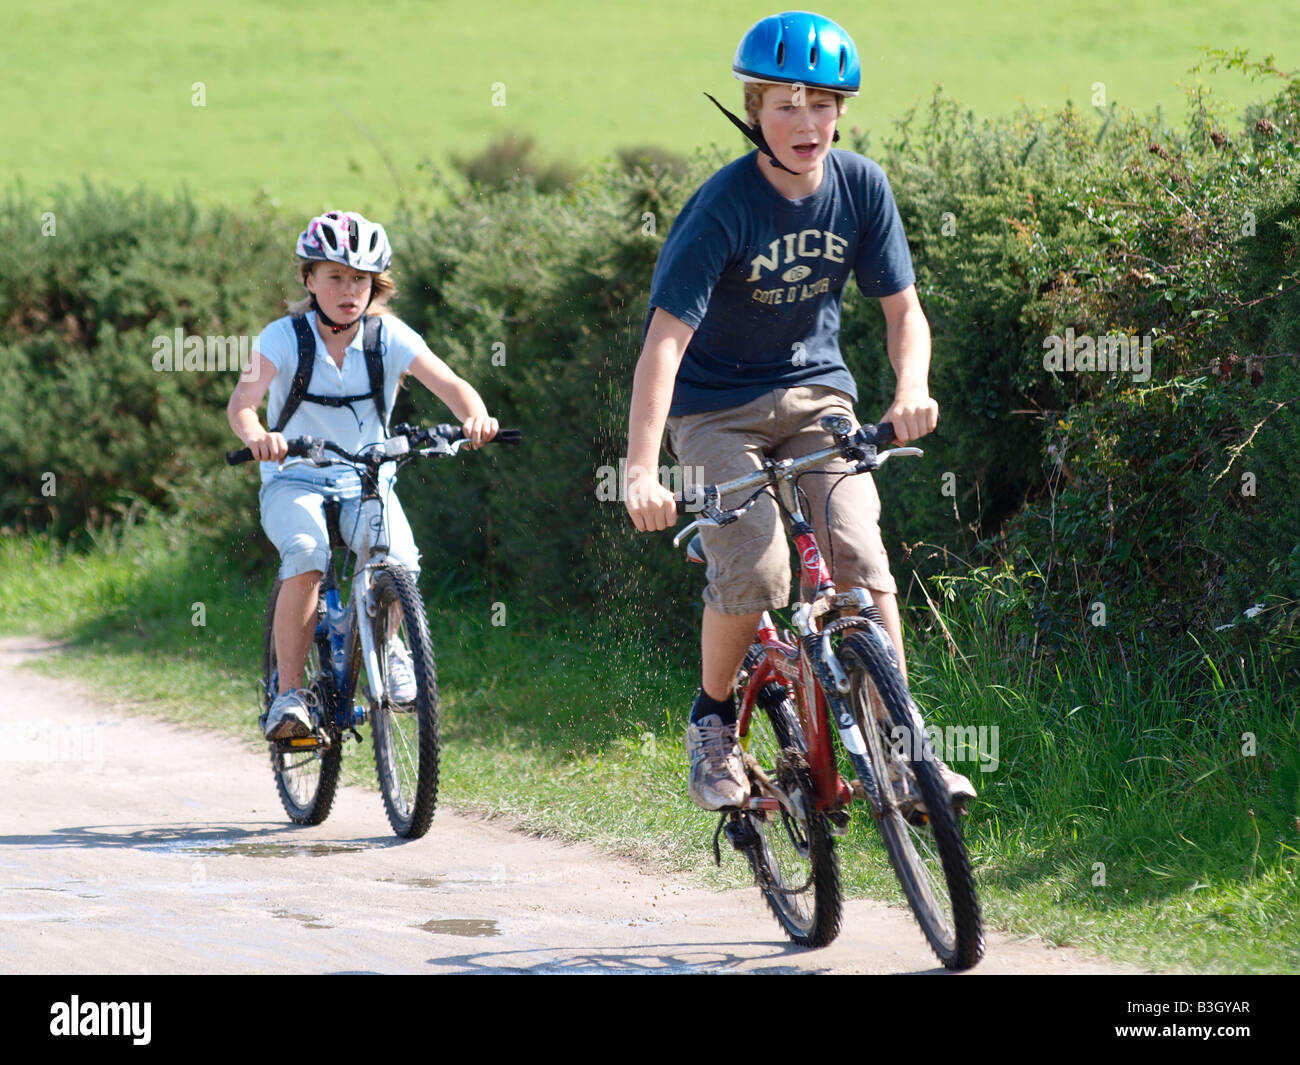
[0,637,1138,974]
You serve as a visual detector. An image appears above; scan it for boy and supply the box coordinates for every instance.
[622,12,975,811]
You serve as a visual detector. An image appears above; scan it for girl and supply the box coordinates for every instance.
[228,211,498,739]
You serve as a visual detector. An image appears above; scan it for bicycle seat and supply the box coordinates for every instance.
[686,533,707,566]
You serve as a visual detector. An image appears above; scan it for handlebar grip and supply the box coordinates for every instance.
[430,424,522,445]
[225,437,315,466]
[875,421,895,446]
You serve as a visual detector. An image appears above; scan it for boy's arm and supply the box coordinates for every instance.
[405,350,498,448]
[624,308,694,533]
[876,285,938,444]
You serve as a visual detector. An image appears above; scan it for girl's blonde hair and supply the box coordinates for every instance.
[287,260,397,316]
[743,82,848,126]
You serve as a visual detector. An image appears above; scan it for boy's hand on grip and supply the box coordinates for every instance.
[878,391,938,445]
[624,463,678,532]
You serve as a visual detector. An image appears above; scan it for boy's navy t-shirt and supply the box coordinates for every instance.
[647,149,915,416]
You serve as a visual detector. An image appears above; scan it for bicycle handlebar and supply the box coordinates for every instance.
[671,419,921,548]
[225,423,521,467]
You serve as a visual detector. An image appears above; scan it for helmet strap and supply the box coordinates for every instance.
[704,92,801,175]
[309,293,359,335]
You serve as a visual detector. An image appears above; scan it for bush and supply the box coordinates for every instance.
[4,56,1297,672]
[449,132,579,195]
[0,184,295,546]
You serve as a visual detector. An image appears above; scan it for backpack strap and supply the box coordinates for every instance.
[270,314,388,434]
[271,314,319,433]
[362,314,388,432]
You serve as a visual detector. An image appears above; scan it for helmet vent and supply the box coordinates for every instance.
[320,226,338,250]
[347,217,359,252]
[809,44,818,67]
[775,41,785,67]
[839,47,847,77]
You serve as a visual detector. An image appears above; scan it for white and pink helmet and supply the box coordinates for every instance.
[296,211,392,273]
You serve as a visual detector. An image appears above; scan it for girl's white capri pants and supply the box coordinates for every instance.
[259,472,421,581]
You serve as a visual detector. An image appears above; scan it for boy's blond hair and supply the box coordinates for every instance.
[743,82,848,126]
[287,260,396,316]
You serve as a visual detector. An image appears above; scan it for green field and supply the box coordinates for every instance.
[8,0,1299,216]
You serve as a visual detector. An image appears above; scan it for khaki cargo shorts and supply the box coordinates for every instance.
[665,385,897,615]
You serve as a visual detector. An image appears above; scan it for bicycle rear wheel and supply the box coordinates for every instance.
[738,647,842,948]
[368,566,440,839]
[262,580,342,826]
[836,628,984,970]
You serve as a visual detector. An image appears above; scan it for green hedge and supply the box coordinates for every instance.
[3,55,1297,665]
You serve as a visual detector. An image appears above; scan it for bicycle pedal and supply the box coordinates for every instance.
[722,816,759,852]
[825,808,852,836]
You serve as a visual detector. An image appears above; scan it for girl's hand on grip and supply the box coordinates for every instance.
[246,430,288,463]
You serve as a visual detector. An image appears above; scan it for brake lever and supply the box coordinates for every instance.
[673,517,717,548]
[873,446,923,468]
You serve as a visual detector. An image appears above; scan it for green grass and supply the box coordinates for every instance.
[3,517,1297,972]
[8,0,1299,216]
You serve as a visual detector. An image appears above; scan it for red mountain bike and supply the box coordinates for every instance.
[673,416,983,969]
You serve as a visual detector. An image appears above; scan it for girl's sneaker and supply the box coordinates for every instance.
[263,688,318,740]
[385,638,418,704]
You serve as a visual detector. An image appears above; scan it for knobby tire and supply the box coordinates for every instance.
[368,566,440,839]
[262,579,343,826]
[836,628,984,970]
[739,646,842,948]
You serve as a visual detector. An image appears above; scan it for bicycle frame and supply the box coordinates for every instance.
[331,469,406,726]
[678,426,922,821]
[734,478,877,814]
[285,448,415,739]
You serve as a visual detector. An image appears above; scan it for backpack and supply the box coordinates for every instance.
[271,314,388,434]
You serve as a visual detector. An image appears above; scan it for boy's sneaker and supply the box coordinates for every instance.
[938,762,978,812]
[686,714,749,810]
[385,637,418,704]
[888,755,977,823]
[263,688,318,740]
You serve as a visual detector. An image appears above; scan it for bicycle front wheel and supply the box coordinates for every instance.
[263,580,342,826]
[739,648,842,948]
[836,628,983,970]
[368,566,440,839]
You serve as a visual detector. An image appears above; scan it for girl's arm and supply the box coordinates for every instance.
[405,350,498,448]
[227,353,289,462]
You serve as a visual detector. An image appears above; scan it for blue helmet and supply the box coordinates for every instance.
[733,11,860,97]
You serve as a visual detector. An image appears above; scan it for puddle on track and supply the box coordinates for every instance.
[272,909,333,930]
[143,840,370,859]
[418,919,501,938]
[378,875,444,889]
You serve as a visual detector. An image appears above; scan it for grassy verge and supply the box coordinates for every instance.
[2,516,1296,972]
[11,1,1300,216]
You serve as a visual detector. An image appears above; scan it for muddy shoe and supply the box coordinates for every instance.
[884,745,976,823]
[263,688,318,740]
[385,637,418,704]
[686,713,748,811]
[937,761,977,814]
